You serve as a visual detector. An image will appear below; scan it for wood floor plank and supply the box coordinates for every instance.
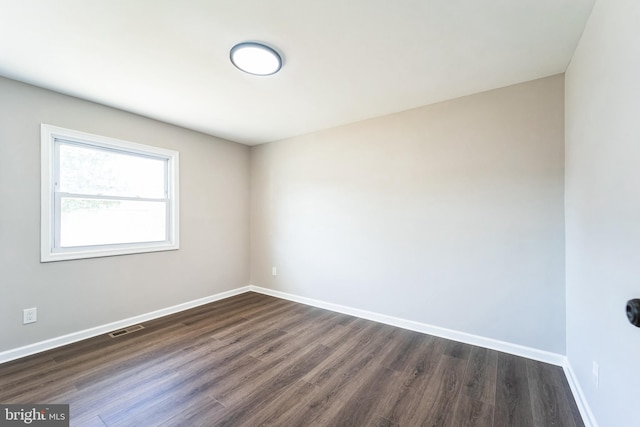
[528,376,577,427]
[73,368,182,425]
[526,358,565,389]
[72,416,107,427]
[526,359,579,427]
[70,324,204,390]
[371,416,400,427]
[451,394,495,427]
[381,328,429,372]
[495,352,535,427]
[558,370,586,427]
[317,316,371,348]
[302,321,388,386]
[201,328,288,368]
[248,314,341,363]
[222,379,317,427]
[444,340,474,360]
[415,354,468,427]
[157,397,226,427]
[0,359,70,400]
[277,307,340,337]
[212,344,332,408]
[70,365,181,422]
[204,344,334,426]
[209,300,309,340]
[181,296,290,329]
[322,363,397,426]
[463,346,498,404]
[267,336,398,426]
[106,378,223,427]
[97,351,248,426]
[373,336,448,424]
[0,292,584,427]
[0,353,56,377]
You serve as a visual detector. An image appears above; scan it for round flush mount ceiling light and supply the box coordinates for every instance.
[230,42,282,76]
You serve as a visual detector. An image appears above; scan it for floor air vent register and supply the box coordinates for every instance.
[108,324,145,338]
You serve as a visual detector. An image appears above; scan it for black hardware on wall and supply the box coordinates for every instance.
[626,299,640,327]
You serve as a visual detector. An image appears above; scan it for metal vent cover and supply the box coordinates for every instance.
[108,324,145,338]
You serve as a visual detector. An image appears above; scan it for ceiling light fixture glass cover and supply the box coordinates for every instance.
[230,42,282,76]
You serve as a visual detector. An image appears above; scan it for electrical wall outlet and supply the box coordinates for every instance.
[272,266,277,276]
[592,361,599,389]
[23,307,37,324]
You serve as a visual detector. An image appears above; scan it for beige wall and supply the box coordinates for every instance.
[565,0,640,425]
[0,73,567,357]
[251,75,566,353]
[0,77,250,352]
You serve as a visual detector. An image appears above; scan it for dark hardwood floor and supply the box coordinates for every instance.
[0,292,583,427]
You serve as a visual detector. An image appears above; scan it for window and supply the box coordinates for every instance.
[41,124,179,262]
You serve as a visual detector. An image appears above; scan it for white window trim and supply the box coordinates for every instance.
[41,124,179,262]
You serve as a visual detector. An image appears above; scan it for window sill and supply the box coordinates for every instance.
[41,242,179,263]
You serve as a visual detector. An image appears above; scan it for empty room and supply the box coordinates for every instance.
[0,1,637,426]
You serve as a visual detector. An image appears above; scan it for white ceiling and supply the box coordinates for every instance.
[0,0,594,145]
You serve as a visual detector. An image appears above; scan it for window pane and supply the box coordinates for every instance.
[59,142,166,198]
[60,198,167,247]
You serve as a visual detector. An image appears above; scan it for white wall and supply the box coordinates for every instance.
[0,77,250,352]
[565,0,640,425]
[251,75,566,353]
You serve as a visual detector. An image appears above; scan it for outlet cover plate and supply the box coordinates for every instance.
[23,307,37,324]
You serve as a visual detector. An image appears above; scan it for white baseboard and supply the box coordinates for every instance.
[0,285,565,367]
[0,286,251,364]
[563,360,599,427]
[249,285,565,366]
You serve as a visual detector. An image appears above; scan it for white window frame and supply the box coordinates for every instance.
[41,124,179,262]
